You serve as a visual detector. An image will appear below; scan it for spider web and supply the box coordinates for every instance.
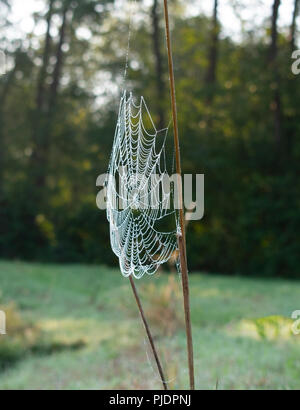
[106,91,179,278]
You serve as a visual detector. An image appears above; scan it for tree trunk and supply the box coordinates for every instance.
[269,0,281,62]
[30,0,55,192]
[31,3,69,194]
[36,0,54,111]
[48,5,68,111]
[269,0,282,145]
[0,62,18,200]
[290,0,299,51]
[205,0,219,104]
[151,0,165,130]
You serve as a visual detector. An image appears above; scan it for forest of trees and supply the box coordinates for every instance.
[0,0,299,277]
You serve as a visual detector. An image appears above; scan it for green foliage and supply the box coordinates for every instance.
[0,2,299,277]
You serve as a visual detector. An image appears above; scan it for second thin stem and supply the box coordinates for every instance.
[129,276,168,390]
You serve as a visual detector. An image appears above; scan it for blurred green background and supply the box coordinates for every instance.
[0,0,299,390]
[1,0,300,277]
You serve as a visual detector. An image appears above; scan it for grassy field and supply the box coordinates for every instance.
[0,260,299,390]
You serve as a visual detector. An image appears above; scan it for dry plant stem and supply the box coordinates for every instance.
[163,0,195,390]
[129,276,168,390]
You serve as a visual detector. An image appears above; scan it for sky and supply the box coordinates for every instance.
[189,0,296,31]
[6,0,299,43]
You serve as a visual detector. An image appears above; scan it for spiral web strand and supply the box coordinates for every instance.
[106,91,179,279]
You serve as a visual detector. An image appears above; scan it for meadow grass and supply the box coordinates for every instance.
[0,260,299,390]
